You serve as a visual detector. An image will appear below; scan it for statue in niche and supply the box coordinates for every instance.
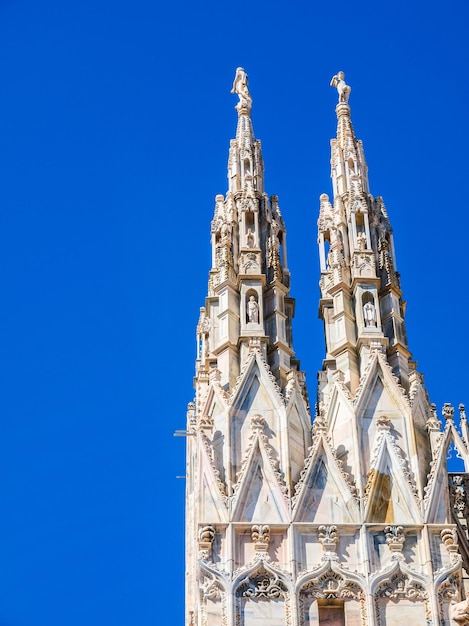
[357,232,367,251]
[247,295,259,324]
[330,71,351,103]
[363,300,377,327]
[246,228,255,248]
[231,67,252,112]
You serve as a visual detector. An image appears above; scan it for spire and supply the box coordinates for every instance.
[196,68,303,393]
[228,68,264,195]
[317,72,410,391]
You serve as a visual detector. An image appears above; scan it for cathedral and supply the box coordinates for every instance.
[184,69,469,625]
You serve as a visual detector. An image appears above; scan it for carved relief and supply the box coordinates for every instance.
[374,571,429,626]
[239,251,260,274]
[438,573,461,626]
[426,403,442,431]
[318,525,339,561]
[384,525,405,560]
[299,570,366,626]
[251,524,270,552]
[199,525,216,559]
[235,565,291,626]
[441,527,460,563]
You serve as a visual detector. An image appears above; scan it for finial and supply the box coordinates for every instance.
[330,71,351,104]
[231,67,252,114]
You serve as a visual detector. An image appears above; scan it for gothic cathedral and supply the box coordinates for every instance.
[184,69,469,626]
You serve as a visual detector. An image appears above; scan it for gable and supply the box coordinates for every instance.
[293,438,359,524]
[232,439,289,523]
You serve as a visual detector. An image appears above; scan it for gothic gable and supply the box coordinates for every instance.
[231,431,290,523]
[364,421,421,524]
[292,433,359,524]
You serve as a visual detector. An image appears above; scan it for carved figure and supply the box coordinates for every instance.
[450,597,469,624]
[220,222,231,243]
[363,301,377,327]
[247,295,259,323]
[330,71,351,103]
[231,67,252,112]
[357,231,367,251]
[246,228,255,248]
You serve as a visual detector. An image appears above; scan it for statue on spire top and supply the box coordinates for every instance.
[330,71,351,103]
[231,67,252,113]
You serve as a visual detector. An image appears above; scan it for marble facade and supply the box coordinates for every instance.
[184,70,469,625]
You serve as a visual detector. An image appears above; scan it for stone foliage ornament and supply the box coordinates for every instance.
[251,524,270,552]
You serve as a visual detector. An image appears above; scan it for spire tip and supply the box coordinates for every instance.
[231,67,252,115]
[330,71,351,104]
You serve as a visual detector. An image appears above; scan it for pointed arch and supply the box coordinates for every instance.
[233,558,292,626]
[371,561,430,626]
[296,562,367,626]
[199,560,229,626]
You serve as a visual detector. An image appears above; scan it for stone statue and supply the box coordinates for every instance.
[246,228,255,248]
[330,71,351,104]
[247,295,259,323]
[231,67,252,112]
[357,232,367,251]
[363,301,377,327]
[450,598,469,624]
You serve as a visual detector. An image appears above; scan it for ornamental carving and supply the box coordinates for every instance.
[374,571,431,626]
[234,566,291,626]
[441,527,459,559]
[438,573,461,626]
[299,571,366,626]
[384,526,405,560]
[376,572,427,601]
[251,525,270,551]
[426,403,442,431]
[443,403,455,421]
[301,572,364,601]
[239,571,287,599]
[318,525,339,561]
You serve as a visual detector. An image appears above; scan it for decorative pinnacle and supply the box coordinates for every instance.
[231,67,252,115]
[330,71,351,104]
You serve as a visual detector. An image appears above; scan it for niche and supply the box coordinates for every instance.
[246,290,260,324]
[245,211,255,248]
[355,210,366,240]
[362,291,377,328]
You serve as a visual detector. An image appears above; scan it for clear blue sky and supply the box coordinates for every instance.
[1,1,468,624]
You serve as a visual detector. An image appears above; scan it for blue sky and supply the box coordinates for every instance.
[1,1,468,624]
